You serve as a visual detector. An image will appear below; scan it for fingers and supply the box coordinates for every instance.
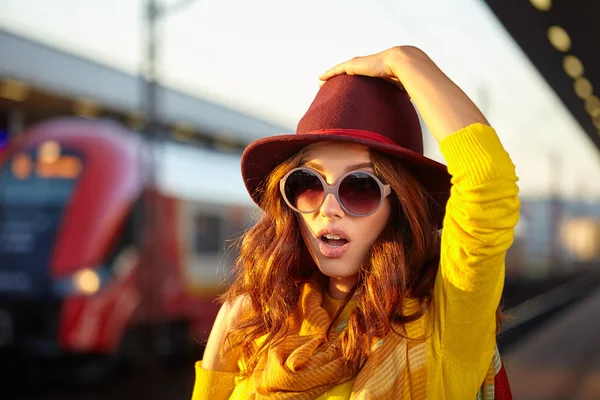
[319,58,360,82]
[318,52,403,90]
[318,65,346,82]
[318,73,408,95]
[317,48,411,93]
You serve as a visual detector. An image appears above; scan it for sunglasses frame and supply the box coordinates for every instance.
[279,167,392,217]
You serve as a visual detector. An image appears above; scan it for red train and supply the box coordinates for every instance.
[0,118,256,364]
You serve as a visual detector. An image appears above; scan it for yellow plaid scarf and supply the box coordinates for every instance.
[245,280,429,399]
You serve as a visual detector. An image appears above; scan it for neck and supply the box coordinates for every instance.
[327,274,359,300]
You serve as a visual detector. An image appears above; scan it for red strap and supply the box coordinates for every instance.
[306,129,397,145]
[494,362,513,400]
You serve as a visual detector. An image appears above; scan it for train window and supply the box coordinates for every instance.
[193,214,222,254]
[0,147,82,207]
[0,147,82,268]
[104,199,142,276]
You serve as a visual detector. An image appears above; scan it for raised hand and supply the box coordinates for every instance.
[320,46,488,143]
[319,47,406,90]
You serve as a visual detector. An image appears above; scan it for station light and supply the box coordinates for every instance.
[530,0,551,11]
[585,96,600,118]
[11,153,33,180]
[72,268,101,295]
[0,79,29,102]
[547,26,571,52]
[574,77,593,99]
[172,121,195,141]
[127,111,148,131]
[213,135,239,152]
[560,218,600,262]
[563,56,584,79]
[38,140,61,164]
[73,98,100,118]
[173,121,193,131]
[546,22,598,135]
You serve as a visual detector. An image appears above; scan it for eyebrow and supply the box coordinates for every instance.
[302,160,374,174]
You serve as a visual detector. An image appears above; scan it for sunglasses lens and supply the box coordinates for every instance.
[284,169,324,212]
[339,172,382,215]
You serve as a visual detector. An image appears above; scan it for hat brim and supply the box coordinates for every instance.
[241,131,451,226]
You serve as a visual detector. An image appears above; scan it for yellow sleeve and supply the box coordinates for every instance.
[434,124,520,383]
[191,361,236,400]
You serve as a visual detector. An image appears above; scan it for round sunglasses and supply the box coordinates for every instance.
[279,167,392,217]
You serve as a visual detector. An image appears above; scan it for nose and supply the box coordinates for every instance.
[319,192,345,219]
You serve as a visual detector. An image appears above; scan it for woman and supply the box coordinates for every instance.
[192,46,519,399]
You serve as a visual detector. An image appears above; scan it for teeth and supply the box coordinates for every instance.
[324,234,342,240]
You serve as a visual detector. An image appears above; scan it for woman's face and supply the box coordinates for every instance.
[294,142,391,285]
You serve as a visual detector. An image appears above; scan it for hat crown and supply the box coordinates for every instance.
[297,75,423,154]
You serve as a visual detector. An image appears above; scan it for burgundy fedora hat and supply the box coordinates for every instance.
[241,74,451,226]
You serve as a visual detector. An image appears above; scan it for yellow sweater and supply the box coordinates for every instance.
[192,123,520,399]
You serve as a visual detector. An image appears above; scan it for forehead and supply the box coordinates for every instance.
[301,141,371,164]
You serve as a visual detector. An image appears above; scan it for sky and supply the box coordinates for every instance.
[1,0,599,199]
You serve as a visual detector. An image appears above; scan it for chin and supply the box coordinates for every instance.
[316,259,360,279]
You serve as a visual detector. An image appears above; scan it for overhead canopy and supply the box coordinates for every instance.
[482,0,600,150]
[0,29,289,144]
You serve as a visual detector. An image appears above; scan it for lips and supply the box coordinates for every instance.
[316,227,350,258]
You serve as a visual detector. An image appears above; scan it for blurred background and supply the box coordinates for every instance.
[0,0,598,399]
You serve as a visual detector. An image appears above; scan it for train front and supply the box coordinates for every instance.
[0,118,143,358]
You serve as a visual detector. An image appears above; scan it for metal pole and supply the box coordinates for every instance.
[145,0,159,130]
[136,1,198,396]
[137,1,162,397]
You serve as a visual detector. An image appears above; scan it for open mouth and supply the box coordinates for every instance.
[319,233,349,248]
[316,229,351,258]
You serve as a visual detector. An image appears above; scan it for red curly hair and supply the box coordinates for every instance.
[222,147,500,375]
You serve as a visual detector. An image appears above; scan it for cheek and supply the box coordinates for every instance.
[298,216,310,239]
[363,203,392,242]
[298,217,318,252]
